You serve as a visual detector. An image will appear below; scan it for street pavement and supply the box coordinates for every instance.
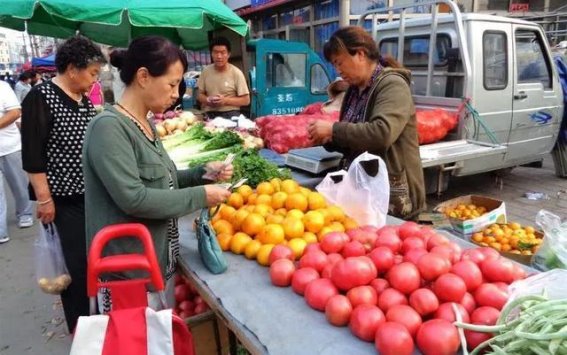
[0,155,565,355]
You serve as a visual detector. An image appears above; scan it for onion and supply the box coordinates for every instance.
[176,120,188,132]
[156,125,167,138]
[164,119,178,133]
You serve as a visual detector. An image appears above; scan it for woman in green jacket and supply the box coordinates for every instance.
[307,26,426,220]
[83,36,231,311]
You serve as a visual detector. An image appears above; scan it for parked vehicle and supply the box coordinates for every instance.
[358,0,564,193]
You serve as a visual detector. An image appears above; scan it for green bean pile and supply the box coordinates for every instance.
[455,295,567,355]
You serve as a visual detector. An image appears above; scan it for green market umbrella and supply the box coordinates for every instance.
[0,0,248,49]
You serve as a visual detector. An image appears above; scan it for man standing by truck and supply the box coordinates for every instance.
[197,37,250,119]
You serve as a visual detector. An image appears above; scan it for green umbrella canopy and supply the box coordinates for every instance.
[0,0,248,49]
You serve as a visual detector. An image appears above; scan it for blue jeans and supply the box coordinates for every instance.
[0,150,34,237]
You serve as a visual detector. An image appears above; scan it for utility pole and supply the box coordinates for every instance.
[21,32,29,63]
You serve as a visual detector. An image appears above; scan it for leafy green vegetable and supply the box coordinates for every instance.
[231,149,291,188]
[166,128,243,166]
[162,123,211,151]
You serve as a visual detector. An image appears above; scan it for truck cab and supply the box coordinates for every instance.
[359,0,564,192]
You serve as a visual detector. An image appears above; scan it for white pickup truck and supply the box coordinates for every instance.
[358,0,564,193]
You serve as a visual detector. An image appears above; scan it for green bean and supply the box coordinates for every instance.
[453,322,511,333]
[487,345,507,355]
[515,329,567,341]
[530,343,552,355]
[497,295,547,324]
[501,339,531,353]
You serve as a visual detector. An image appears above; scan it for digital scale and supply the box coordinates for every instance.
[285,146,343,174]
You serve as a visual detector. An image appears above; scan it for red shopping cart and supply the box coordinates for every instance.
[70,223,195,355]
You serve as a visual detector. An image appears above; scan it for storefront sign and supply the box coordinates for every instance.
[509,3,529,12]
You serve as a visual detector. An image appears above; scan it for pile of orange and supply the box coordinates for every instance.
[441,204,488,221]
[211,178,358,266]
[471,222,542,255]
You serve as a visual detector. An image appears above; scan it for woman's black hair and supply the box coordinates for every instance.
[110,36,188,85]
[55,35,105,73]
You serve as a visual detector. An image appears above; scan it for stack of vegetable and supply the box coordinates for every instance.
[155,111,198,138]
[417,108,458,145]
[174,273,210,319]
[265,221,528,354]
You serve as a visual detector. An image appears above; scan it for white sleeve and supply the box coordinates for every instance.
[0,82,21,111]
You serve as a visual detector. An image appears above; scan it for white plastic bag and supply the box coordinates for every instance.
[507,269,567,304]
[34,223,71,294]
[315,170,347,205]
[318,152,389,227]
[532,209,567,271]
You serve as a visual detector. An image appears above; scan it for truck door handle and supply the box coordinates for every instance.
[514,92,528,100]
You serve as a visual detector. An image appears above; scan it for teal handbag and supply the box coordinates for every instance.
[196,208,228,274]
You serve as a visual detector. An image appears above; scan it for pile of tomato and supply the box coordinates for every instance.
[268,222,528,354]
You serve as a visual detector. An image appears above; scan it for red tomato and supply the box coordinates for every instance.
[341,240,366,258]
[387,262,421,295]
[269,259,296,287]
[174,285,188,303]
[374,230,402,253]
[460,292,477,315]
[347,285,378,308]
[409,288,439,316]
[347,228,378,252]
[403,248,428,265]
[417,253,451,282]
[291,267,320,295]
[430,245,458,264]
[434,302,470,323]
[326,253,344,266]
[426,234,450,250]
[331,256,377,291]
[369,278,389,296]
[368,247,395,274]
[178,300,194,312]
[378,288,408,312]
[304,278,339,311]
[321,263,334,279]
[349,304,386,342]
[477,247,500,261]
[268,245,295,265]
[417,227,437,244]
[471,306,500,325]
[398,221,422,240]
[376,225,399,236]
[451,260,483,292]
[375,322,415,355]
[474,283,508,310]
[304,243,322,254]
[194,302,209,314]
[465,330,493,351]
[320,232,348,254]
[417,319,461,355]
[325,294,352,327]
[511,264,527,281]
[299,250,329,273]
[481,258,515,284]
[433,274,467,303]
[461,249,486,264]
[493,282,509,292]
[401,237,426,254]
[386,305,423,337]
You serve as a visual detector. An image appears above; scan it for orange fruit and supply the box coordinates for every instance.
[287,238,308,259]
[302,232,318,244]
[230,232,252,254]
[231,209,250,231]
[299,187,312,197]
[227,193,244,209]
[318,226,334,242]
[241,213,266,236]
[247,193,258,205]
[253,204,273,218]
[244,240,262,260]
[266,214,285,225]
[245,205,256,212]
[307,192,327,210]
[525,226,535,234]
[281,179,300,194]
[213,219,234,235]
[219,205,236,220]
[256,194,272,206]
[275,208,288,216]
[256,181,275,196]
[217,233,233,251]
[318,209,333,225]
[236,185,253,203]
[285,193,308,212]
[327,205,346,223]
[256,244,275,266]
[343,217,358,231]
[270,178,282,192]
[211,213,222,224]
[330,221,345,233]
[282,217,305,239]
[258,224,285,245]
[287,209,305,220]
[271,191,288,210]
[303,210,325,234]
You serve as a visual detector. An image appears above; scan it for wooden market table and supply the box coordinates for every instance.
[177,213,501,355]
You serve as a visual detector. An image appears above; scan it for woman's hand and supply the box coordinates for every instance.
[203,185,231,207]
[205,162,234,182]
[307,120,333,145]
[37,200,55,224]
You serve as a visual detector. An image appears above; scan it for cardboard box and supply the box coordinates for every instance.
[434,195,507,236]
